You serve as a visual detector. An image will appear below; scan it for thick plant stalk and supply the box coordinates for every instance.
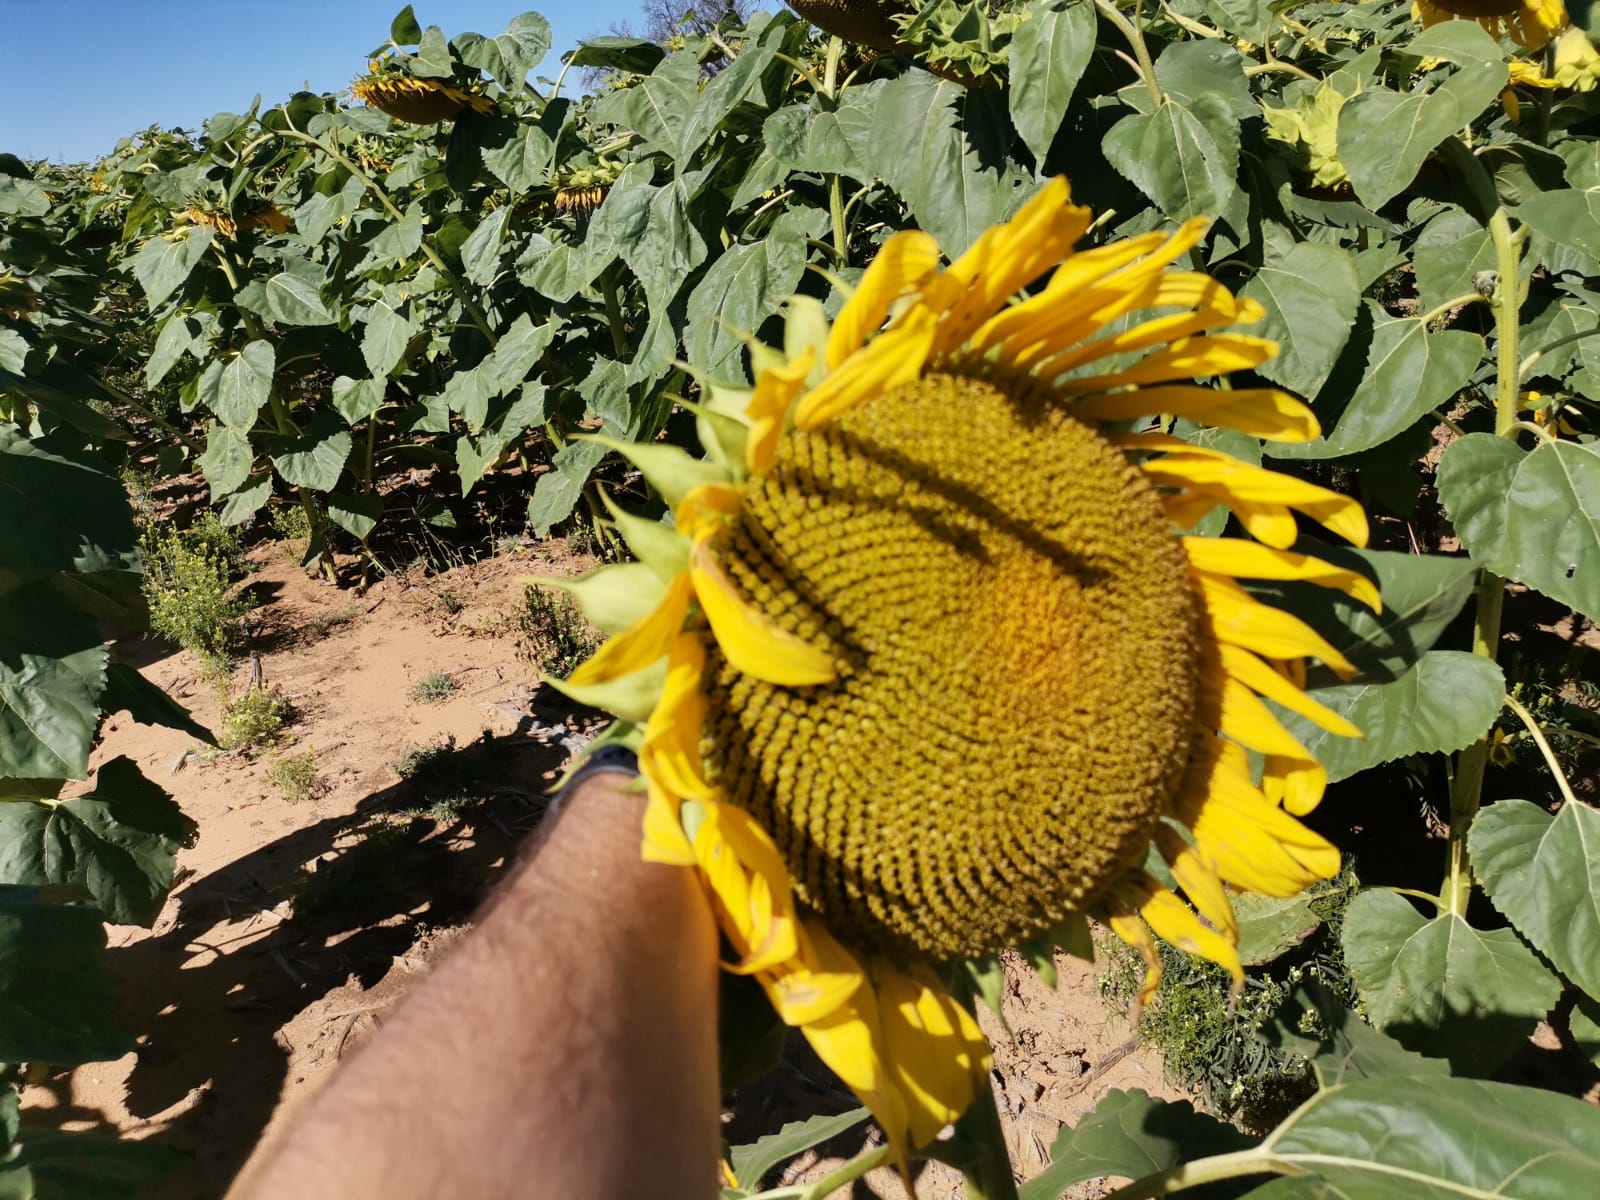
[1441,207,1524,913]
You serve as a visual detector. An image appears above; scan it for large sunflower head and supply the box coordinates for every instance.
[351,56,495,125]
[1413,0,1568,49]
[541,178,1376,1168]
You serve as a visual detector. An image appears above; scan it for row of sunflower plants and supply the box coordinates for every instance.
[2,151,216,1193]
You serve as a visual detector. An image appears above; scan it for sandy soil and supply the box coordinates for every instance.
[20,535,1178,1199]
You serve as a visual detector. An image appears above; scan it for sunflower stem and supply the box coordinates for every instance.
[1489,208,1525,437]
[1093,0,1163,109]
[1438,208,1526,914]
[796,1144,890,1200]
[1503,694,1581,809]
[959,1078,1018,1200]
[822,37,849,266]
[1443,569,1504,916]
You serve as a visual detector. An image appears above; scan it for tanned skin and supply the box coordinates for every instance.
[227,774,720,1200]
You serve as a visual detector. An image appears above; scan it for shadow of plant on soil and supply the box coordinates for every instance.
[24,730,568,1200]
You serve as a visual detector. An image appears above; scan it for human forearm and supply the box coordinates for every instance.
[228,776,720,1200]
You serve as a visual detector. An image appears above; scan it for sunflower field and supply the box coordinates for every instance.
[4,0,1600,1194]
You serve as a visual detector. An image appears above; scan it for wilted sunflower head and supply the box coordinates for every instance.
[351,60,495,125]
[541,177,1374,1165]
[1413,0,1567,49]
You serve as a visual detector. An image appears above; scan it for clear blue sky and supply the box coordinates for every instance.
[0,0,691,163]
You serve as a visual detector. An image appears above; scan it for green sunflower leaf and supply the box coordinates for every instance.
[0,757,195,928]
[198,340,273,430]
[1232,892,1321,967]
[1259,546,1480,685]
[1008,0,1096,163]
[1341,890,1560,1075]
[1240,1075,1600,1199]
[198,423,253,501]
[727,1108,870,1194]
[527,439,609,538]
[1270,307,1481,461]
[1436,433,1600,623]
[1414,208,1495,315]
[1276,650,1504,783]
[1019,1089,1254,1200]
[1238,241,1361,400]
[271,411,352,492]
[0,1128,188,1198]
[1517,189,1600,262]
[1259,984,1450,1087]
[0,885,131,1065]
[1572,994,1600,1067]
[359,300,415,378]
[234,258,336,327]
[1337,46,1507,210]
[0,426,139,591]
[1470,799,1600,1002]
[1102,97,1238,224]
[0,591,108,781]
[130,228,211,310]
[870,72,1023,257]
[685,207,824,381]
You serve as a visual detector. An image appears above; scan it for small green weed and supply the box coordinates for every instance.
[513,585,599,678]
[288,820,410,923]
[271,503,313,545]
[410,670,456,704]
[141,513,249,677]
[221,686,294,751]
[265,749,319,803]
[305,601,362,640]
[1098,866,1360,1132]
[396,738,456,779]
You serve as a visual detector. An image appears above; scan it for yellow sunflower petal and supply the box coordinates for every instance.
[566,573,693,686]
[1215,670,1318,759]
[931,177,1092,352]
[674,481,742,541]
[826,231,941,368]
[877,964,991,1147]
[791,323,937,431]
[1118,872,1244,992]
[1031,275,1265,376]
[1216,642,1362,739]
[1195,573,1356,677]
[1183,537,1380,611]
[1103,898,1163,1008]
[1137,446,1370,548]
[1076,386,1319,443]
[965,230,1172,356]
[639,634,714,802]
[689,540,837,686]
[1262,753,1329,816]
[1153,825,1238,941]
[1053,334,1279,391]
[1177,739,1342,894]
[746,349,815,475]
[697,804,800,973]
[641,780,696,865]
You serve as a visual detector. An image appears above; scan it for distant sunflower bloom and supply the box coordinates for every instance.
[546,178,1373,1168]
[351,69,495,125]
[1413,0,1567,49]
